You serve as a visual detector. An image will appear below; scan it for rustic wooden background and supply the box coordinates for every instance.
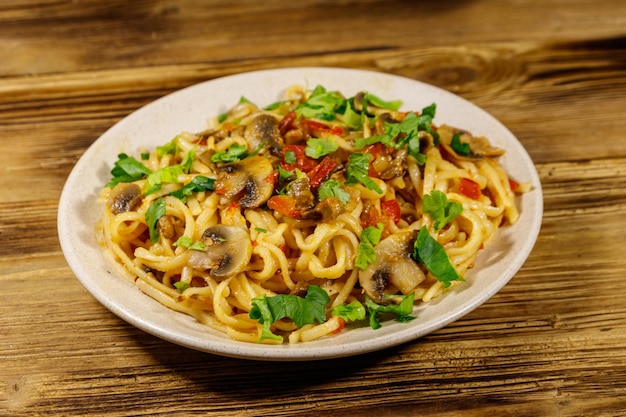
[1,1,626,416]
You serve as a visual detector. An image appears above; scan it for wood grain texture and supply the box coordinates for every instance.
[1,1,626,416]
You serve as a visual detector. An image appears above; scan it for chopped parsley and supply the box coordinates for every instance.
[355,223,384,270]
[249,285,330,342]
[318,179,350,204]
[365,294,416,330]
[173,236,205,251]
[354,104,438,165]
[305,138,338,159]
[423,190,463,231]
[331,300,366,322]
[295,85,345,121]
[107,153,152,188]
[169,175,215,202]
[413,226,463,288]
[210,143,248,163]
[344,153,383,194]
[451,132,470,156]
[145,197,166,243]
[173,281,189,293]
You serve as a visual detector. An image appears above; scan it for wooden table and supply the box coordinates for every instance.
[2,1,626,415]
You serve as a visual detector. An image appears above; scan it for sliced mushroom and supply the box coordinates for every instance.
[107,183,142,214]
[188,225,252,279]
[244,114,284,156]
[215,156,275,208]
[358,230,426,304]
[315,196,344,222]
[438,124,504,160]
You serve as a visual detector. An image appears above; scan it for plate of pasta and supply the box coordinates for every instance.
[58,67,542,360]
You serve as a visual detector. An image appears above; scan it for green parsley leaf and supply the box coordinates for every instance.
[413,226,463,288]
[365,293,416,330]
[173,236,205,251]
[170,175,215,202]
[107,153,152,188]
[340,98,362,130]
[295,85,346,120]
[423,190,463,231]
[140,152,150,160]
[173,281,190,293]
[283,149,297,165]
[210,144,248,163]
[363,92,403,111]
[451,132,470,156]
[344,153,383,194]
[145,197,166,243]
[255,227,268,233]
[278,165,295,183]
[249,285,331,342]
[157,138,178,157]
[318,180,350,204]
[355,223,384,270]
[353,104,437,162]
[305,138,338,159]
[145,165,184,195]
[331,300,366,322]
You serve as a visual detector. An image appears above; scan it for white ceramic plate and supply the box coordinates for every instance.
[58,67,542,361]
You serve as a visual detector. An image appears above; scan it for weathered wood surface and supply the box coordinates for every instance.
[1,1,626,416]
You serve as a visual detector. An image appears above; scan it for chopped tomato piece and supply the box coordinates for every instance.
[509,178,520,191]
[279,111,297,135]
[280,145,317,173]
[331,317,346,334]
[458,178,482,200]
[307,157,339,190]
[267,195,302,218]
[302,120,344,137]
[381,200,402,223]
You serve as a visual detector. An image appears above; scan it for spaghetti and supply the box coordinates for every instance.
[99,85,525,344]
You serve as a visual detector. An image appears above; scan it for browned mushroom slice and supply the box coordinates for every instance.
[244,114,284,156]
[215,156,275,208]
[107,183,142,214]
[188,225,252,279]
[358,230,426,304]
[438,124,504,160]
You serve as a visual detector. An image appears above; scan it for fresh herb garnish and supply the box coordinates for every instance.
[107,153,152,188]
[450,132,470,156]
[145,197,166,243]
[305,138,338,159]
[157,138,178,157]
[169,175,215,202]
[318,179,350,204]
[423,190,463,231]
[344,153,383,194]
[354,104,438,164]
[363,92,403,111]
[413,226,463,288]
[210,143,249,163]
[355,223,384,270]
[283,149,297,165]
[173,235,205,251]
[249,285,330,342]
[331,300,366,322]
[173,281,189,293]
[365,294,416,330]
[295,85,345,121]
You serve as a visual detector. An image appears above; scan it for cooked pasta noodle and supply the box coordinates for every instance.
[99,85,526,344]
